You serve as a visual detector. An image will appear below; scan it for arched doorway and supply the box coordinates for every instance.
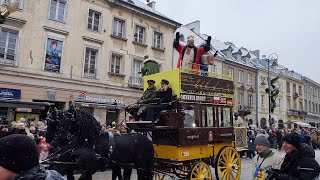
[248,119,253,125]
[278,120,284,129]
[260,118,267,128]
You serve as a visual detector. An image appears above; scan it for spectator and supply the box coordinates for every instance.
[300,129,307,143]
[0,134,64,180]
[276,130,283,150]
[276,133,320,179]
[252,135,283,179]
[0,120,11,138]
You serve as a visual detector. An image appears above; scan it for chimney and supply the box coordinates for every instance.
[147,1,156,9]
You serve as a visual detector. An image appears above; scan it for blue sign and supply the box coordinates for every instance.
[0,88,21,100]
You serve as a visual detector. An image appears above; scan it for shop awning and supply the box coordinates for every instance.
[0,99,53,110]
[292,120,311,128]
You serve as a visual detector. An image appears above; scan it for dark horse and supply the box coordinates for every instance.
[45,107,154,180]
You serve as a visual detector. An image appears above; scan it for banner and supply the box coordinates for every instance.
[44,38,63,73]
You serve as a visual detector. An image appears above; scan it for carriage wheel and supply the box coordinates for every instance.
[189,162,212,180]
[153,173,165,180]
[215,146,241,180]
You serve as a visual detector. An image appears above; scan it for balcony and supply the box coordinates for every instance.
[287,109,307,117]
[128,76,143,89]
[238,105,253,116]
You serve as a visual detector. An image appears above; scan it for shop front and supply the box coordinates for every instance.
[0,87,52,121]
[74,92,125,124]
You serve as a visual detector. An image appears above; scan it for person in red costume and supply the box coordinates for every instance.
[174,32,211,71]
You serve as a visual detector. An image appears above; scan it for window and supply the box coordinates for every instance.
[134,25,145,44]
[110,53,123,74]
[293,84,296,94]
[313,102,315,113]
[261,95,265,109]
[3,0,24,9]
[228,68,234,80]
[87,10,101,32]
[49,0,66,22]
[238,93,243,106]
[287,98,291,109]
[238,70,244,83]
[248,94,253,107]
[278,98,281,111]
[299,86,302,95]
[132,59,142,77]
[305,100,307,111]
[309,101,311,112]
[0,29,17,66]
[247,73,252,85]
[287,82,290,92]
[153,32,163,49]
[112,18,125,38]
[315,103,318,113]
[84,48,98,78]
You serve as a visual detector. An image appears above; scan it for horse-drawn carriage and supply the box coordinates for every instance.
[126,68,242,180]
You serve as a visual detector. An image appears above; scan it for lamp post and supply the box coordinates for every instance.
[0,1,19,24]
[267,53,278,127]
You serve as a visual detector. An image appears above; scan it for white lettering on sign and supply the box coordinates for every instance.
[220,133,233,137]
[187,135,199,140]
[182,152,189,157]
[0,91,13,96]
[77,92,124,105]
[181,94,206,102]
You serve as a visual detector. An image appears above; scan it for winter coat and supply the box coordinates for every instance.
[252,149,284,178]
[139,87,156,104]
[14,165,64,180]
[277,143,320,180]
[174,44,209,70]
[155,88,173,104]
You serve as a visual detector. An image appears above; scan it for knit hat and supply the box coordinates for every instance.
[282,132,301,148]
[0,134,40,174]
[254,135,270,147]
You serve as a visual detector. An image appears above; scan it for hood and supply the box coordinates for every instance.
[14,165,64,180]
[289,143,315,159]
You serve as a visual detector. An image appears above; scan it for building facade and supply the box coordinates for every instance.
[0,0,179,123]
[256,57,287,128]
[283,71,306,128]
[303,77,320,128]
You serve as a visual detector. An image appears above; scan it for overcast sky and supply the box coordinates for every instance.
[154,0,320,83]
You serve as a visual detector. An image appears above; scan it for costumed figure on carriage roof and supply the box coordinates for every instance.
[174,32,212,71]
[141,55,160,76]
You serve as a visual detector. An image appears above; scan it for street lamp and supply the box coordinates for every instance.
[267,53,278,127]
[0,0,19,24]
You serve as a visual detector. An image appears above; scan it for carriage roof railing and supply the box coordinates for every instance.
[179,62,234,81]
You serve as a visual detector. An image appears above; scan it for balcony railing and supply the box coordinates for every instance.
[287,109,307,117]
[128,76,143,88]
[238,105,253,116]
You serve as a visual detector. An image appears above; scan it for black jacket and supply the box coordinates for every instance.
[156,88,172,104]
[277,143,320,180]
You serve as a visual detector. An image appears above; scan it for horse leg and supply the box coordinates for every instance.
[66,170,75,180]
[78,172,92,180]
[136,160,153,180]
[123,167,132,180]
[112,166,123,180]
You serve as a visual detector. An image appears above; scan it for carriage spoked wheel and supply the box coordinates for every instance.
[189,162,212,180]
[215,146,241,180]
[153,173,165,180]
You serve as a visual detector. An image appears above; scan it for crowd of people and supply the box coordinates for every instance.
[247,126,320,180]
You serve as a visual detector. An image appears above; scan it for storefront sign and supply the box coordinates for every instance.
[0,88,21,100]
[76,92,124,105]
[180,93,233,105]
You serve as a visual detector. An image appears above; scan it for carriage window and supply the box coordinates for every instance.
[219,107,232,127]
[183,104,196,127]
[201,106,215,127]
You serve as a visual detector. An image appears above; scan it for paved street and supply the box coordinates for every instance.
[70,149,320,180]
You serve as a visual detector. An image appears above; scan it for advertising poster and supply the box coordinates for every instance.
[15,113,39,124]
[44,38,63,73]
